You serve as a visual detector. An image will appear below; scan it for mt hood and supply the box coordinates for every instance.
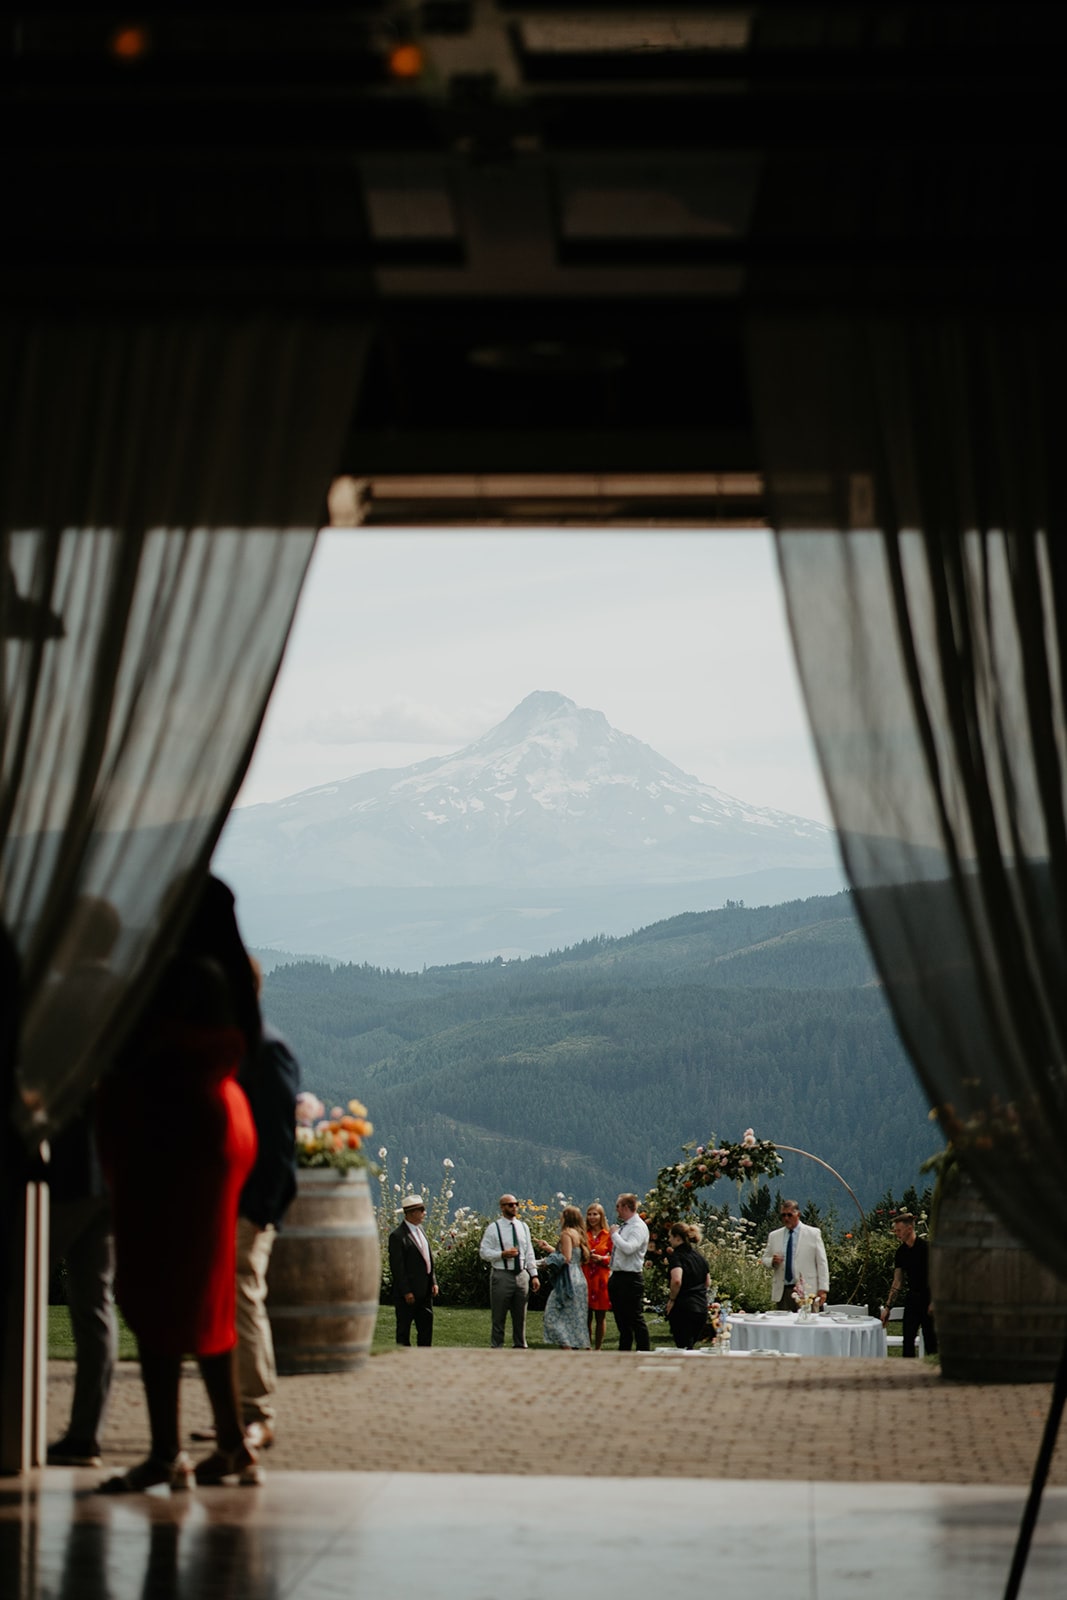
[216,690,836,893]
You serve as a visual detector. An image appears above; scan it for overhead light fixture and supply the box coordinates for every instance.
[467,341,626,375]
[109,23,151,62]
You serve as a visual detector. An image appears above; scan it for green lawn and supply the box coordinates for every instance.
[372,1305,680,1352]
[46,1304,676,1358]
[49,1306,139,1361]
[48,1304,937,1360]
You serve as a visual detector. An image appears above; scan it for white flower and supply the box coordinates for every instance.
[378,1147,388,1159]
[443,1158,454,1168]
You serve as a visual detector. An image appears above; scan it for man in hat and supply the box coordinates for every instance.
[389,1194,438,1347]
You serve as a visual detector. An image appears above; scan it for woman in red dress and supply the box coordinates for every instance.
[583,1202,613,1350]
[97,955,260,1491]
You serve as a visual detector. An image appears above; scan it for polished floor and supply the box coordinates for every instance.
[3,1470,1066,1600]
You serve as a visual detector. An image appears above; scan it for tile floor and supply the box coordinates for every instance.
[2,1471,1065,1600]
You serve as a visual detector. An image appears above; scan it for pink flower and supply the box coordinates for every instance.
[742,1128,757,1147]
[295,1092,325,1126]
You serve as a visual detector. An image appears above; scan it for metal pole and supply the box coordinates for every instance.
[1003,1323,1067,1600]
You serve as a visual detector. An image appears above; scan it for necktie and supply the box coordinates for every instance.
[785,1228,795,1283]
[511,1222,519,1271]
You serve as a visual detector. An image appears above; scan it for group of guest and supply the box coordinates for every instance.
[473,1190,663,1352]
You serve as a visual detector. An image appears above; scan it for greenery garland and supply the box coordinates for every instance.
[639,1128,782,1259]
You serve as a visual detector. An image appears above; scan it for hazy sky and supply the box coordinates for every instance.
[235,526,833,826]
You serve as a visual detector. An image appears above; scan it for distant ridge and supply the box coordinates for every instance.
[259,890,935,1216]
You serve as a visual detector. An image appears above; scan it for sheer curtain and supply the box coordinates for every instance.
[1,314,368,1144]
[749,312,1067,1278]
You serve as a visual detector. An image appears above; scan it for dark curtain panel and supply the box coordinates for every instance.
[749,313,1067,1278]
[1,315,368,1147]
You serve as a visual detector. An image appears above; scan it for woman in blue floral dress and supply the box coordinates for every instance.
[543,1206,591,1349]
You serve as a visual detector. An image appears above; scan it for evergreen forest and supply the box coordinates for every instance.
[259,891,939,1216]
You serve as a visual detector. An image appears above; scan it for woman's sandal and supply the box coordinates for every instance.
[193,1443,264,1487]
[98,1452,195,1494]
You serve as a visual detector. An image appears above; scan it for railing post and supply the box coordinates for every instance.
[0,1172,49,1475]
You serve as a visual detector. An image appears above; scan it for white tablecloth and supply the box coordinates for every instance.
[727,1313,887,1358]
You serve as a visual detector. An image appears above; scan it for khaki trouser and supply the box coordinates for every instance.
[236,1217,277,1427]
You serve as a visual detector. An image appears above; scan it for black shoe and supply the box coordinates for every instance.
[48,1439,103,1468]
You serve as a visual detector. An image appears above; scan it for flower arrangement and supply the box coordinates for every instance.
[791,1275,817,1315]
[640,1127,782,1265]
[294,1091,376,1172]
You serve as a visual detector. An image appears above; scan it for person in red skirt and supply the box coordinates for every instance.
[97,955,260,1491]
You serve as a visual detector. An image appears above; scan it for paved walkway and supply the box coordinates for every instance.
[49,1350,1067,1486]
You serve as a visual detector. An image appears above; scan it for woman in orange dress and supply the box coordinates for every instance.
[583,1202,612,1350]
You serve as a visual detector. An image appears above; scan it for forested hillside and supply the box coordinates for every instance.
[259,892,938,1215]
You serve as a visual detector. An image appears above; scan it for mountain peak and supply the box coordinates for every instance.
[480,690,577,739]
[217,691,838,903]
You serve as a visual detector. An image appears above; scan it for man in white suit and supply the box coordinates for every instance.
[761,1200,829,1309]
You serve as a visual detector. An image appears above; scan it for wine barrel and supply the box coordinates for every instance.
[930,1173,1067,1382]
[267,1168,380,1373]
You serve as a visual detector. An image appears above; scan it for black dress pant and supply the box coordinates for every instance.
[609,1271,650,1351]
[670,1303,708,1349]
[395,1296,434,1347]
[902,1296,937,1358]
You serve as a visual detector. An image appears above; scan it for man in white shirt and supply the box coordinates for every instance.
[608,1193,651,1351]
[479,1193,540,1348]
[760,1199,829,1309]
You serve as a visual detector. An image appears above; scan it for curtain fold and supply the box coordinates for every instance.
[1,315,368,1145]
[749,313,1067,1278]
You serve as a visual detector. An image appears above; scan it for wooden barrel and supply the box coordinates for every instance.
[267,1168,380,1373]
[930,1173,1067,1382]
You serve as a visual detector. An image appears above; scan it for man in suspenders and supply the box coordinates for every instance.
[479,1194,541,1348]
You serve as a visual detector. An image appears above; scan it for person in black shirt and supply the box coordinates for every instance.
[880,1213,938,1358]
[664,1222,711,1349]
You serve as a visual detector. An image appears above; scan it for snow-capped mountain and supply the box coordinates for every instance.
[216,690,836,893]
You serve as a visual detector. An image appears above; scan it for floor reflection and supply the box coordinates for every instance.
[3,1471,1067,1600]
[1,1483,280,1600]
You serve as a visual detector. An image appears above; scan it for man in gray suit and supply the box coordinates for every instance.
[479,1194,540,1348]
